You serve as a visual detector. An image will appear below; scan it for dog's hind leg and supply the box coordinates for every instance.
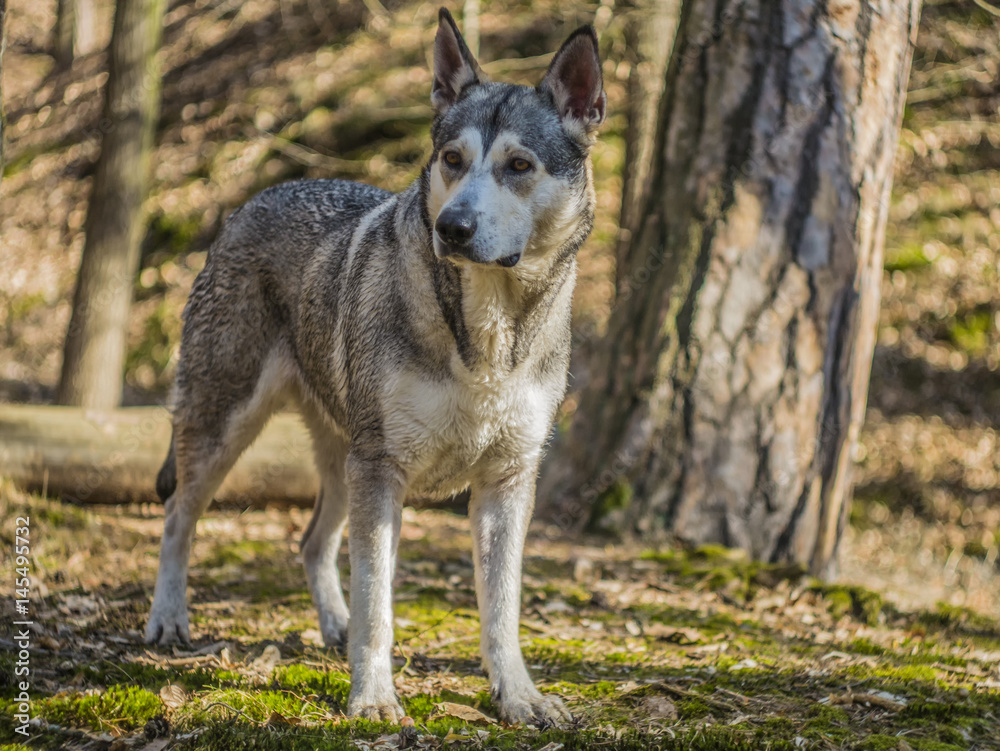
[300,413,351,648]
[145,350,292,646]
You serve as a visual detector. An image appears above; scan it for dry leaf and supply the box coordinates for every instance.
[159,683,188,709]
[433,702,496,724]
[639,694,678,721]
[265,711,301,726]
[251,644,281,674]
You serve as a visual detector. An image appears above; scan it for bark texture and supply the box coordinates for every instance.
[617,0,681,292]
[58,0,166,409]
[0,0,6,190]
[543,0,921,576]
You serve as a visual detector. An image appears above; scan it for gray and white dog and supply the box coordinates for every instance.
[145,8,605,725]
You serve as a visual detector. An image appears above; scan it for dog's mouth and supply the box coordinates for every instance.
[496,253,521,268]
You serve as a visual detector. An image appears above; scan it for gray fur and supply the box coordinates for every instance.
[146,8,605,727]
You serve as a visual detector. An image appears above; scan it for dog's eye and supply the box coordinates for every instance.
[443,151,463,167]
[510,158,532,173]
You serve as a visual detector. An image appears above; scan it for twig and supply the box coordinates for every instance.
[827,692,905,712]
[205,702,260,725]
[972,0,1000,18]
[263,133,368,175]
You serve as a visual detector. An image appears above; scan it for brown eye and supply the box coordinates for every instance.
[443,150,462,167]
[510,158,532,172]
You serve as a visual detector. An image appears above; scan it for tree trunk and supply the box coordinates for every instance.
[0,0,6,190]
[616,0,681,293]
[58,0,166,409]
[76,0,98,56]
[54,0,98,67]
[54,0,77,67]
[542,0,921,577]
[0,405,318,506]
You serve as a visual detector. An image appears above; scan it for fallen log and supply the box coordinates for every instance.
[0,404,318,506]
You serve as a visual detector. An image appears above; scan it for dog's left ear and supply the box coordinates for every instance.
[539,26,606,140]
[432,8,485,115]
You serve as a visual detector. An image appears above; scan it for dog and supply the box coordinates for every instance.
[144,8,606,726]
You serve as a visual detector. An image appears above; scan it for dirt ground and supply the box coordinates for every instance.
[2,481,1000,749]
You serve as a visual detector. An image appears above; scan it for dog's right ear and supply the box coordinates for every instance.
[432,8,484,115]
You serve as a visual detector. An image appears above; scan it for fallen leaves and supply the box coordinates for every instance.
[158,683,188,709]
[430,702,496,724]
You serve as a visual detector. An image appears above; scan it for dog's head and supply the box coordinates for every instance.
[425,8,606,273]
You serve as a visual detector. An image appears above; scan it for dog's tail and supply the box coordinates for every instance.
[156,431,178,502]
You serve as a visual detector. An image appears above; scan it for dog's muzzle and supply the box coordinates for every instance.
[435,207,521,268]
[435,206,477,248]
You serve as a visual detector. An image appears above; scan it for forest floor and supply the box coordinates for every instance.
[2,0,998,615]
[2,480,1000,751]
[1,0,1000,748]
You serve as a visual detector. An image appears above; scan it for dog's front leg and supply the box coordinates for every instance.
[470,473,572,726]
[345,454,406,722]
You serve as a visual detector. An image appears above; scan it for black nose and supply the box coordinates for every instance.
[435,207,477,246]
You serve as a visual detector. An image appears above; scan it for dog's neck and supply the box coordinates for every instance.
[395,178,582,376]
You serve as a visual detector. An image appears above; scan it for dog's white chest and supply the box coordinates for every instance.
[381,365,549,494]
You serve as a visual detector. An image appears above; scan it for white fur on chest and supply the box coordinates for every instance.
[381,361,552,494]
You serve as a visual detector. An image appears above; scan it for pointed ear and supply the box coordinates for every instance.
[432,8,485,115]
[539,26,606,139]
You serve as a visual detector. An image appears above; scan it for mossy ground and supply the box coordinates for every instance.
[2,483,999,750]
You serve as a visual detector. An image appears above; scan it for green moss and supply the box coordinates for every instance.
[189,689,322,724]
[812,583,886,626]
[587,477,633,532]
[918,602,1000,636]
[948,308,993,357]
[147,211,204,255]
[274,664,351,707]
[36,685,161,732]
[801,704,852,743]
[908,742,965,751]
[676,697,712,721]
[90,662,217,691]
[202,539,282,568]
[858,735,903,751]
[27,501,92,530]
[884,242,932,272]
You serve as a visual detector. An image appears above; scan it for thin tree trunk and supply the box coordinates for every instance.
[58,0,166,409]
[55,0,99,67]
[0,0,6,190]
[616,0,681,293]
[54,0,77,68]
[542,0,921,577]
[76,0,98,56]
[463,0,480,60]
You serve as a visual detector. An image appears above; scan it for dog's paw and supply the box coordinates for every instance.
[318,614,349,650]
[495,686,572,727]
[144,607,191,646]
[348,695,407,723]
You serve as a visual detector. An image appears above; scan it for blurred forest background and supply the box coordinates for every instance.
[2,0,998,612]
[2,0,1000,748]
